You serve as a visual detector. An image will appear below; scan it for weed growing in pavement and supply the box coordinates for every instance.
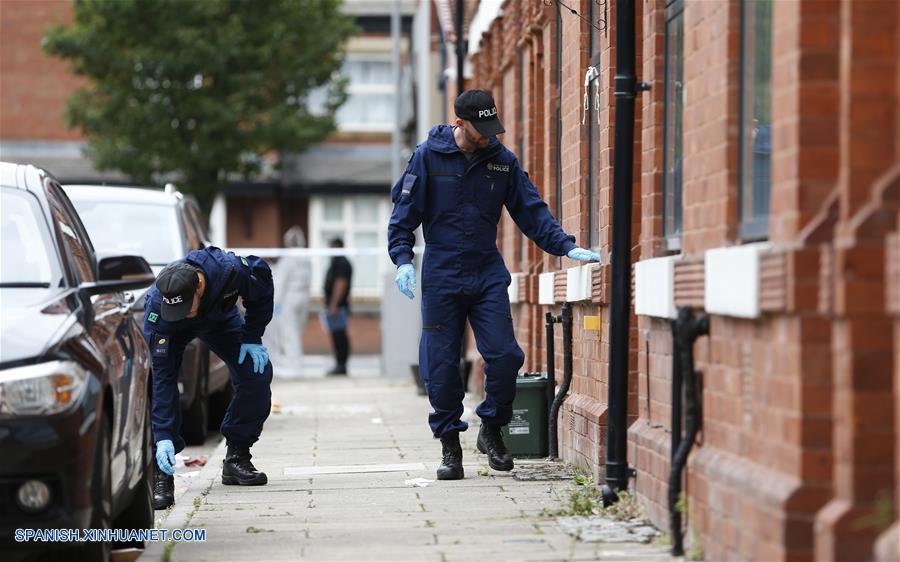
[602,491,643,521]
[653,533,672,548]
[566,474,602,516]
[687,528,705,561]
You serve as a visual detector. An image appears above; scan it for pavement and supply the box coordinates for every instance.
[140,358,670,562]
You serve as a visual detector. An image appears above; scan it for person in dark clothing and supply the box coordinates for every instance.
[144,247,274,509]
[388,90,600,480]
[323,237,352,375]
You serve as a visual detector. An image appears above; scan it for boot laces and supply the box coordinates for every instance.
[231,456,258,472]
[442,447,461,464]
[154,471,171,494]
[482,427,508,454]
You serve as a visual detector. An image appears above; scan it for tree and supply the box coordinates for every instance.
[44,0,356,206]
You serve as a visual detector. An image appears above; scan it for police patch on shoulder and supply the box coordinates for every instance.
[486,162,510,173]
[148,312,159,323]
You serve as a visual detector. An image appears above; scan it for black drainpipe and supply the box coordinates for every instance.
[601,0,651,505]
[548,303,573,459]
[668,307,709,556]
[545,311,559,439]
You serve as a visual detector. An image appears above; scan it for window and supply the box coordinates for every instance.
[663,0,685,249]
[0,188,60,286]
[72,201,184,265]
[739,0,773,240]
[309,195,393,299]
[307,57,397,131]
[45,182,95,283]
[555,3,563,223]
[587,0,604,250]
[518,49,527,266]
[336,57,396,132]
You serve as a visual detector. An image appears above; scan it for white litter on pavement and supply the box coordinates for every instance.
[370,417,383,424]
[404,477,434,487]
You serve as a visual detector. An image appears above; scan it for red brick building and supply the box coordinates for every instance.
[464,1,899,560]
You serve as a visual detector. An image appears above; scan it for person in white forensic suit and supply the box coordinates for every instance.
[264,226,311,378]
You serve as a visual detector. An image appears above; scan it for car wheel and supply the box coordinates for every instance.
[73,411,113,562]
[181,366,208,446]
[114,403,154,549]
[207,379,234,432]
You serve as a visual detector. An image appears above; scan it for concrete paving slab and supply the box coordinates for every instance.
[140,376,670,562]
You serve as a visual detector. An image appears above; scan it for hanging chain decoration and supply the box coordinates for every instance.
[544,0,607,35]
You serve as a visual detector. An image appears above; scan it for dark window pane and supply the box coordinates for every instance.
[740,0,772,240]
[663,4,684,246]
[555,4,563,223]
[588,0,602,249]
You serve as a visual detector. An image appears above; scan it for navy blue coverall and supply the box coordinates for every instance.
[388,125,577,438]
[143,247,274,453]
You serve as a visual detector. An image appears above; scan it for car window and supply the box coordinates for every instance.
[186,201,209,242]
[0,187,62,287]
[45,182,95,283]
[70,199,183,266]
[180,203,202,250]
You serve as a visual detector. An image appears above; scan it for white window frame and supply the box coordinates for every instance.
[336,54,397,133]
[308,194,393,300]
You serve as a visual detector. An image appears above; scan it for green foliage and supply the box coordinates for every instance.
[602,491,643,521]
[567,473,602,516]
[44,0,356,205]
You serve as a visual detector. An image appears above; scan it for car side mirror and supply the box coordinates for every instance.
[80,254,155,296]
[97,254,153,281]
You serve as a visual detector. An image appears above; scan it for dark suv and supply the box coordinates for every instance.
[64,184,231,445]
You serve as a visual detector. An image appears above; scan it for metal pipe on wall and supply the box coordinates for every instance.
[548,303,573,459]
[668,307,709,556]
[602,0,650,504]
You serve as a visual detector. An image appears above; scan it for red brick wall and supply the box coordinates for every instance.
[469,1,899,561]
[0,0,85,141]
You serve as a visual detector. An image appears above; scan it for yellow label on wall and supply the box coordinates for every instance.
[583,315,600,331]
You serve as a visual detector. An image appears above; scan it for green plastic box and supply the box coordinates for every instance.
[501,372,549,457]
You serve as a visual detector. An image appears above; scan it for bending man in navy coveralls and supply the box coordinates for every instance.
[143,247,274,508]
[388,90,600,480]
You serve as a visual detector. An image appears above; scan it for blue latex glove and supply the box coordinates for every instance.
[238,343,269,374]
[567,247,601,262]
[155,439,176,475]
[395,264,416,300]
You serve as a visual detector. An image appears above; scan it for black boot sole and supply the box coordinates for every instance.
[152,497,174,510]
[436,467,464,480]
[222,473,268,486]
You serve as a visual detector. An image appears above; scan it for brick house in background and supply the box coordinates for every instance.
[463,1,899,560]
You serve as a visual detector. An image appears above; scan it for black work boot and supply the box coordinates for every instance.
[152,466,174,510]
[436,433,464,480]
[477,424,514,471]
[222,445,268,486]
